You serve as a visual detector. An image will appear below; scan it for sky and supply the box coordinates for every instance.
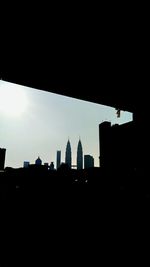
[0,80,133,168]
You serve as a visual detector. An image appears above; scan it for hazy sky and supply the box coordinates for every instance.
[0,80,132,168]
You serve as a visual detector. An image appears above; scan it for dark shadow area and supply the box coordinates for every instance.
[0,161,149,265]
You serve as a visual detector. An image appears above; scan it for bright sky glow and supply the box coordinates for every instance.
[0,82,28,117]
[0,80,133,168]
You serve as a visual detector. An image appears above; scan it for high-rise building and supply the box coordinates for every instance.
[49,162,54,170]
[99,121,135,168]
[35,156,42,165]
[24,161,30,168]
[77,139,83,170]
[0,148,6,170]
[65,140,72,168]
[99,122,111,168]
[56,150,61,169]
[84,155,94,169]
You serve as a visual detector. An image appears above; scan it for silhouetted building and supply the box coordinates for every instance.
[0,148,6,170]
[49,162,54,170]
[23,161,30,168]
[56,150,61,169]
[65,140,72,168]
[99,121,135,169]
[35,157,42,165]
[77,139,83,170]
[84,155,94,169]
[99,122,111,167]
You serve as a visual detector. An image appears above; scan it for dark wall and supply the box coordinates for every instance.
[99,121,136,169]
[0,149,6,170]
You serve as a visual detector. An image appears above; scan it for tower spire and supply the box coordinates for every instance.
[77,139,83,170]
[65,139,72,168]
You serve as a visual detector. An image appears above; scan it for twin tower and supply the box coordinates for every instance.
[65,139,83,169]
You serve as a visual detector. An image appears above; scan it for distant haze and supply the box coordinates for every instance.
[0,81,132,168]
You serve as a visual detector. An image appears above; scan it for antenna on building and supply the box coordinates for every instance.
[116,108,121,118]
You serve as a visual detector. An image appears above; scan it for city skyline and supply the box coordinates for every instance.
[0,80,133,168]
[21,138,93,170]
[25,138,92,170]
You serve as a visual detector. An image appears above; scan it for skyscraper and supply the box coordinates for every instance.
[77,139,83,170]
[0,148,6,170]
[99,121,135,168]
[65,140,72,168]
[23,161,30,168]
[35,156,42,165]
[56,150,61,170]
[84,155,94,169]
[49,162,54,170]
[99,122,111,168]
